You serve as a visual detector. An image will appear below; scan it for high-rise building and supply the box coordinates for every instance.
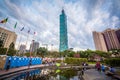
[0,27,17,48]
[103,28,120,50]
[93,31,107,52]
[59,9,68,52]
[19,44,26,54]
[116,28,120,44]
[29,40,39,52]
[93,28,120,52]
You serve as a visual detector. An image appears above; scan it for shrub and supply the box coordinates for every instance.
[105,58,120,67]
[64,57,87,65]
[0,48,7,55]
[56,60,62,63]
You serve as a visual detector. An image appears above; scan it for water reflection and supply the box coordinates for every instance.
[9,69,41,80]
[49,69,82,80]
[115,67,120,76]
[6,68,83,80]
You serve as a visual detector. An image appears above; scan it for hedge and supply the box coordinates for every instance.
[64,57,87,65]
[105,58,120,67]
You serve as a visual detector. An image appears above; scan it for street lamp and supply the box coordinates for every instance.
[51,44,53,51]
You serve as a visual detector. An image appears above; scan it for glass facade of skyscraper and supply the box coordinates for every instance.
[59,9,68,52]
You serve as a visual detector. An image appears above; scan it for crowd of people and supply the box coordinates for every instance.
[95,61,115,73]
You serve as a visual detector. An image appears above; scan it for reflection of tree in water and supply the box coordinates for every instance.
[59,69,77,79]
[36,76,49,80]
[34,69,79,80]
[49,69,77,80]
[60,75,68,80]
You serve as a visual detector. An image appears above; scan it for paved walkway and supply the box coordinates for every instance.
[83,69,117,80]
[0,64,47,76]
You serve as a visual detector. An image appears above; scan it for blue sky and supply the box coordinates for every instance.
[0,0,120,51]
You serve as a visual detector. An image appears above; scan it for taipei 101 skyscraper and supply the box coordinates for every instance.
[59,9,68,52]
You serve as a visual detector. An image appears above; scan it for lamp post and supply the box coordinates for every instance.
[51,44,53,51]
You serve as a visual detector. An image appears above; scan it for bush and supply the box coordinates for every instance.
[0,48,17,56]
[105,58,120,67]
[64,57,87,65]
[24,52,35,57]
[56,60,62,63]
[0,48,7,55]
[7,49,16,56]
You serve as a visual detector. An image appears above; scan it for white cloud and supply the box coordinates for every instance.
[0,0,120,51]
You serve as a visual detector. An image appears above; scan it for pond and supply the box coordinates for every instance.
[5,68,84,80]
[115,67,120,76]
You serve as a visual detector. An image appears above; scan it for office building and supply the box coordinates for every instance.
[19,44,26,54]
[93,28,120,52]
[116,28,120,44]
[59,9,68,52]
[93,31,107,52]
[103,28,120,50]
[29,41,39,52]
[0,27,17,48]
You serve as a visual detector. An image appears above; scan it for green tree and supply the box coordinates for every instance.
[95,50,110,58]
[37,47,48,57]
[7,42,16,56]
[110,49,119,54]
[47,51,60,57]
[24,52,35,57]
[61,50,75,57]
[0,40,3,47]
[9,42,15,50]
[7,49,16,56]
[77,51,89,58]
[77,49,110,58]
[0,47,7,55]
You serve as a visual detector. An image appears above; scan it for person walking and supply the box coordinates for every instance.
[101,64,105,72]
[83,62,87,71]
[96,61,101,71]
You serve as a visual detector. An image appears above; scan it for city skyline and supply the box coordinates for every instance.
[0,0,120,51]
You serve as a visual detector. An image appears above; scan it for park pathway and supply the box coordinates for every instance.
[83,69,117,80]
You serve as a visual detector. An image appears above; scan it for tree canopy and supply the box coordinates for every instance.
[37,47,48,57]
[9,42,15,50]
[0,40,3,47]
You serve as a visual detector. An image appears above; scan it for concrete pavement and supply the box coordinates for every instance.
[83,69,117,80]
